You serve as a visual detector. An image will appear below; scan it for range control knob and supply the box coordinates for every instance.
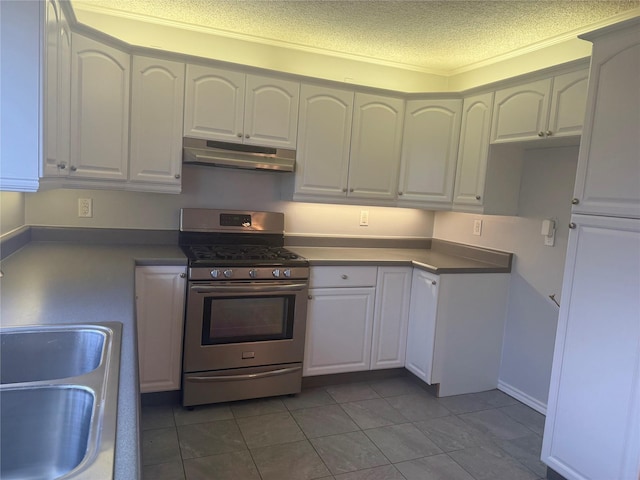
[210,269,220,279]
[249,269,258,279]
[223,269,233,278]
[283,268,292,278]
[272,269,281,278]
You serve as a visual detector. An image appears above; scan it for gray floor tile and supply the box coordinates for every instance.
[414,415,491,452]
[341,398,409,429]
[334,464,405,480]
[291,404,360,438]
[495,434,547,477]
[368,377,426,398]
[230,397,287,418]
[498,404,546,436]
[283,387,337,411]
[311,431,389,475]
[251,439,331,480]
[183,450,261,480]
[142,427,181,466]
[386,392,450,421]
[448,444,538,480]
[326,383,381,403]
[142,405,176,431]
[177,419,247,459]
[395,453,476,480]
[436,390,520,415]
[142,460,185,480]
[236,411,305,448]
[473,390,519,408]
[364,423,442,463]
[459,409,533,441]
[173,403,233,426]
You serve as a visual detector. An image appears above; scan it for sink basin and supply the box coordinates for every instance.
[0,386,94,479]
[0,328,105,384]
[0,323,122,480]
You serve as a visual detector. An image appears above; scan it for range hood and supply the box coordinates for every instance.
[183,137,295,172]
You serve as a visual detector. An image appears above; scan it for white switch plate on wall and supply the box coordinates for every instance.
[360,210,369,226]
[473,219,482,236]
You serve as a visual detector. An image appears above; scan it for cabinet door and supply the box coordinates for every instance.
[184,65,245,143]
[70,34,129,180]
[244,75,299,148]
[542,215,640,480]
[405,269,438,383]
[130,57,185,189]
[371,267,411,370]
[572,29,640,219]
[348,93,404,200]
[42,0,71,178]
[303,287,375,376]
[453,92,493,207]
[491,78,552,143]
[295,84,353,198]
[547,69,589,138]
[398,99,461,206]
[135,266,187,393]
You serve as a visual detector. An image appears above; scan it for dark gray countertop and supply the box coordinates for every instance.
[0,241,186,480]
[289,239,512,274]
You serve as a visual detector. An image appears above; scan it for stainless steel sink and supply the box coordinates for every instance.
[0,327,105,384]
[0,323,122,480]
[1,386,94,479]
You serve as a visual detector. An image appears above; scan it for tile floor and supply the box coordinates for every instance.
[141,374,548,480]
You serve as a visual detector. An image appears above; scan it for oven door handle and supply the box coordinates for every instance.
[191,283,307,294]
[187,366,302,383]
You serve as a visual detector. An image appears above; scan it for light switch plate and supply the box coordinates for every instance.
[473,219,482,236]
[360,210,369,226]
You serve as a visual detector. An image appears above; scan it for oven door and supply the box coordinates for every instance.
[183,280,308,372]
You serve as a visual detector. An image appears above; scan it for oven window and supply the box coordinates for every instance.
[202,295,295,345]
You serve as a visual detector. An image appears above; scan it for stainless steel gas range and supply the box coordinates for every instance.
[179,208,309,407]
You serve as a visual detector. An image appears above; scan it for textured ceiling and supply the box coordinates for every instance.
[72,0,640,73]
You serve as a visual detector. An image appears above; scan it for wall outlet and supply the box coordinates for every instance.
[78,198,93,218]
[473,219,482,236]
[359,210,369,226]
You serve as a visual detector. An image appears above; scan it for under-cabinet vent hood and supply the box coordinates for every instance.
[183,137,295,172]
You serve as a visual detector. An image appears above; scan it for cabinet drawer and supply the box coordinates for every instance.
[309,266,378,288]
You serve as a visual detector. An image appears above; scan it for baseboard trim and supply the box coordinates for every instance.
[497,380,547,415]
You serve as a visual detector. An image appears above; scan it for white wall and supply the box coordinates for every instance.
[25,164,434,238]
[0,192,25,236]
[434,145,579,412]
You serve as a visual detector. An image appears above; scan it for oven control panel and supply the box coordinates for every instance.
[190,266,310,281]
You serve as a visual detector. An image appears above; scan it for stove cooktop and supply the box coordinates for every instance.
[181,244,307,267]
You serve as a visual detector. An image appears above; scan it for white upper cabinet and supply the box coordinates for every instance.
[491,69,589,143]
[572,25,640,218]
[491,78,552,143]
[398,99,462,207]
[348,93,405,200]
[244,75,300,148]
[184,65,299,148]
[129,56,185,191]
[70,33,130,181]
[547,69,589,138]
[453,92,523,215]
[293,88,403,204]
[295,84,353,197]
[453,92,493,209]
[43,0,71,178]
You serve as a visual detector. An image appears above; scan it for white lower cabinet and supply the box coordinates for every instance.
[406,269,510,396]
[542,215,640,480]
[135,266,187,393]
[371,267,412,369]
[304,266,377,376]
